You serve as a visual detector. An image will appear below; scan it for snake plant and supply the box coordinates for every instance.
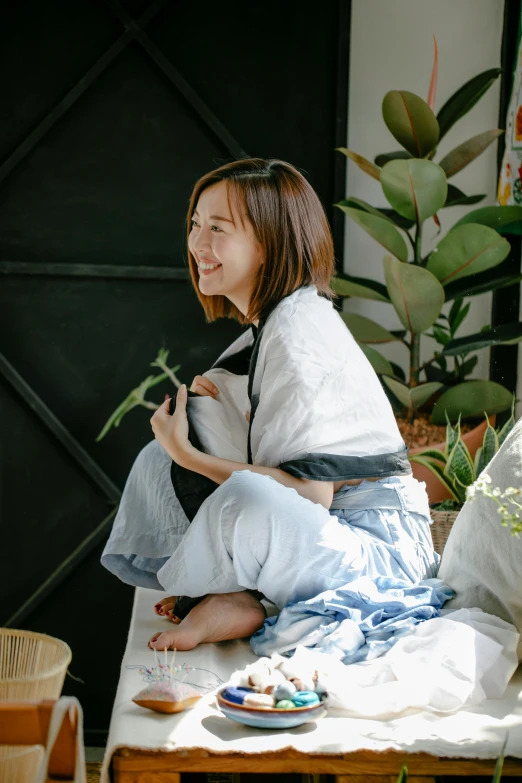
[409,399,516,508]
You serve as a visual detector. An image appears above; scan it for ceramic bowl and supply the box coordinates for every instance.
[216,688,328,729]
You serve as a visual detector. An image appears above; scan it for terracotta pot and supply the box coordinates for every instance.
[409,416,495,505]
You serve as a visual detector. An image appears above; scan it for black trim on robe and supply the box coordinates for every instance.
[209,341,254,376]
[279,448,412,481]
[169,390,219,522]
[168,331,258,620]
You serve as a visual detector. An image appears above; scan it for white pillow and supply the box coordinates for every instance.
[438,415,522,659]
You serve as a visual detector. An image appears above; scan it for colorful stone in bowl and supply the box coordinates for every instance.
[216,687,328,729]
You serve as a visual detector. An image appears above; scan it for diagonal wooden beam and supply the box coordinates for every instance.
[0,1,167,187]
[0,352,121,504]
[3,508,117,627]
[0,261,190,280]
[103,0,248,159]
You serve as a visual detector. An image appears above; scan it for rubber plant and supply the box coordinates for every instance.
[333,39,522,423]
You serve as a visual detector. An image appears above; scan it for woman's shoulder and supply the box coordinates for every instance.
[258,291,360,382]
[266,288,353,354]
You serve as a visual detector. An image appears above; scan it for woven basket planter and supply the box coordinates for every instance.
[0,628,72,783]
[430,509,459,556]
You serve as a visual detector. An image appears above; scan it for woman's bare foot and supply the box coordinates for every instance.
[153,596,180,623]
[148,591,267,651]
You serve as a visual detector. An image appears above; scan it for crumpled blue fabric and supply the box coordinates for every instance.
[251,576,453,664]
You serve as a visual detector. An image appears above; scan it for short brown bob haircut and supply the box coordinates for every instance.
[186,158,335,325]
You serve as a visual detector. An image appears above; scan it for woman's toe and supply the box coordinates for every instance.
[148,633,161,648]
[154,596,176,616]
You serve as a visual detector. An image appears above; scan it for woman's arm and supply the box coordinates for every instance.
[150,384,334,510]
[182,448,334,510]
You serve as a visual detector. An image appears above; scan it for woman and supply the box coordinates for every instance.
[101,158,440,655]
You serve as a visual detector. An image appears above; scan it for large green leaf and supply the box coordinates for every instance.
[378,208,415,230]
[381,375,441,410]
[374,150,412,167]
[381,375,412,408]
[410,382,443,409]
[445,184,486,207]
[431,380,513,424]
[436,68,502,140]
[335,197,394,222]
[439,129,503,178]
[335,198,413,231]
[453,205,522,232]
[382,90,440,157]
[381,159,447,223]
[336,206,408,261]
[335,147,381,181]
[331,275,390,302]
[384,255,444,333]
[443,321,522,355]
[444,268,522,300]
[498,221,522,237]
[427,224,510,284]
[358,343,394,376]
[340,312,399,343]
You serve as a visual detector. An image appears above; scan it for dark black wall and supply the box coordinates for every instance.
[490,0,522,403]
[0,0,350,741]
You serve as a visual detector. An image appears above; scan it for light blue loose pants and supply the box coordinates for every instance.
[155,470,439,609]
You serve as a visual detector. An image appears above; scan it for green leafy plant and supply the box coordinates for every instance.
[334,41,522,424]
[96,348,182,441]
[410,399,515,507]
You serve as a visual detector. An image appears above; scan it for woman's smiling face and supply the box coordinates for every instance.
[188,180,264,319]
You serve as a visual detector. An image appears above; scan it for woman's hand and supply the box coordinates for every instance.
[190,375,219,398]
[150,384,194,465]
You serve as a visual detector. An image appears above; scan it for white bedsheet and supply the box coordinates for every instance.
[102,588,522,782]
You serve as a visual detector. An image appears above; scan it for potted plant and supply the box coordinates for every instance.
[412,400,515,553]
[332,42,522,467]
[411,399,515,507]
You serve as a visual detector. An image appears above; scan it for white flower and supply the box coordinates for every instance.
[466,485,477,499]
[503,487,521,497]
[482,473,492,484]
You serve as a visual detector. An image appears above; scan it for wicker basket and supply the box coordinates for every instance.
[0,628,72,783]
[430,509,459,556]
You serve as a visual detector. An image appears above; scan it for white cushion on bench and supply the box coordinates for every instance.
[102,587,522,782]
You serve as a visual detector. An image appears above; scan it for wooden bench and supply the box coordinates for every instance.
[103,515,522,783]
[112,746,522,782]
